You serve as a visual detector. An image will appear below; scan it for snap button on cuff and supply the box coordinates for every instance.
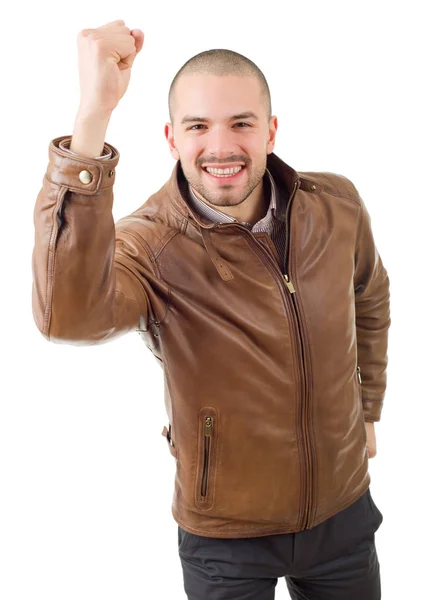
[311,184,317,190]
[79,169,92,184]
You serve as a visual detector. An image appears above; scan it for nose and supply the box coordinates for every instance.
[204,126,240,160]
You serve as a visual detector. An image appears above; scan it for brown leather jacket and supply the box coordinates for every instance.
[32,135,391,539]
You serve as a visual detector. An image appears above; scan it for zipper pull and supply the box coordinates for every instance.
[357,365,362,384]
[283,273,296,293]
[204,416,212,436]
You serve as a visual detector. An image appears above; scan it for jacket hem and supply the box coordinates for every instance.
[171,476,371,539]
[308,475,371,530]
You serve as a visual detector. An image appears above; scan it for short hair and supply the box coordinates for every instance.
[168,49,272,126]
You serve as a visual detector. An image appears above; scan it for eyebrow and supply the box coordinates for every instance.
[180,111,259,125]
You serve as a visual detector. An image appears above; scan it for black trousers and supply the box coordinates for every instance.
[177,486,383,599]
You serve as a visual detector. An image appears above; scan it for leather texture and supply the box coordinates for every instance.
[32,135,391,538]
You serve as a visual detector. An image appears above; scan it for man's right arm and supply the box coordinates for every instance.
[33,22,152,344]
[31,129,151,345]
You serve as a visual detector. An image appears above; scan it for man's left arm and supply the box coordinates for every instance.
[353,191,391,455]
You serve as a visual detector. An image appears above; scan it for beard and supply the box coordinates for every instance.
[182,160,267,208]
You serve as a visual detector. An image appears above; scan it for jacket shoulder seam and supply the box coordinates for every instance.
[318,173,362,206]
[153,228,182,259]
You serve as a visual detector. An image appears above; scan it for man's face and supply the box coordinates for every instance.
[165,73,277,208]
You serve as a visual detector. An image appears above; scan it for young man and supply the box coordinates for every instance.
[32,20,390,599]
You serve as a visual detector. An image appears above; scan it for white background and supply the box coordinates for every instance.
[1,1,437,598]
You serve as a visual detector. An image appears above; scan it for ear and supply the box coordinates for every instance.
[164,122,180,160]
[266,115,278,155]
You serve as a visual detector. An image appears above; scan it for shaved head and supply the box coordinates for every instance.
[168,49,272,127]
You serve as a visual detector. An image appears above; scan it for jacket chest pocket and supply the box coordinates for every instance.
[195,407,218,509]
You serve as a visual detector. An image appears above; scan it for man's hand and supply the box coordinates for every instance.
[77,20,144,116]
[365,422,377,458]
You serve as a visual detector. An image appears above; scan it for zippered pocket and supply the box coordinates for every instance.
[357,365,362,386]
[201,416,213,496]
[356,365,364,406]
[162,423,177,458]
[356,365,367,448]
[195,407,218,508]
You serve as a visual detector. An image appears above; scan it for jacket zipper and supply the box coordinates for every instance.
[357,365,362,384]
[201,415,213,497]
[222,178,314,530]
[283,179,315,530]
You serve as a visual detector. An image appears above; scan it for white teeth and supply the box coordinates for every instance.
[205,166,243,177]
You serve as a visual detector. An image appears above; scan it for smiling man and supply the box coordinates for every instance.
[32,21,390,600]
[166,71,275,225]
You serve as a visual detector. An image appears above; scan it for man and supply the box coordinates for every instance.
[32,20,390,600]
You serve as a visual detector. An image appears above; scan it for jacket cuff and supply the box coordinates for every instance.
[58,136,113,159]
[362,399,383,422]
[46,135,120,194]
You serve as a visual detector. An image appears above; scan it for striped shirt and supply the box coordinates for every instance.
[186,168,288,267]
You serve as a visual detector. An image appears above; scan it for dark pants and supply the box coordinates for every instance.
[177,486,383,599]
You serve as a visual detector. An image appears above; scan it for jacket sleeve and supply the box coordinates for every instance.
[32,135,151,345]
[354,193,391,422]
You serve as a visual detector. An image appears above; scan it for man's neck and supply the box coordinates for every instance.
[191,173,270,226]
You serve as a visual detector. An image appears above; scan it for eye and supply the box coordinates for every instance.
[188,122,252,131]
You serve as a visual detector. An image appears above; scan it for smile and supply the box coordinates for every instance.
[202,166,245,180]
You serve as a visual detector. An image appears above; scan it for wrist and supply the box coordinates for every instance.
[75,107,112,126]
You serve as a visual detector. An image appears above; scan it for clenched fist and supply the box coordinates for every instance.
[76,19,144,117]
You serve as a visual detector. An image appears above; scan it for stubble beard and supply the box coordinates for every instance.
[185,162,266,209]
